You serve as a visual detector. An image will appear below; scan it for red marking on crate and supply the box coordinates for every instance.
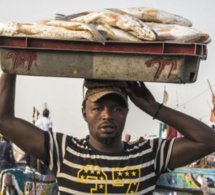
[5,51,37,70]
[145,58,177,80]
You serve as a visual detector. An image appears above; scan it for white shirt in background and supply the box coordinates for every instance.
[35,117,53,131]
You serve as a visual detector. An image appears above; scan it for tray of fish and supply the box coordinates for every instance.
[0,7,210,83]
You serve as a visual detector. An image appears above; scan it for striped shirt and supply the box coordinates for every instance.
[45,132,175,195]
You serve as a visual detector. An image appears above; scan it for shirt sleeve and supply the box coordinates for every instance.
[152,138,176,176]
[48,120,53,128]
[44,131,69,176]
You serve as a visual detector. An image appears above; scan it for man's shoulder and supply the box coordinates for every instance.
[126,137,170,152]
[49,133,88,150]
[51,132,84,142]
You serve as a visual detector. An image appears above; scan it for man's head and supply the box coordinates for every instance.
[82,79,129,147]
[43,108,50,117]
[82,79,128,108]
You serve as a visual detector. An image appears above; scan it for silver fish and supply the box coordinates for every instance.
[146,22,210,43]
[55,11,91,21]
[94,24,141,42]
[38,19,106,44]
[71,9,156,41]
[108,7,192,27]
[0,21,106,44]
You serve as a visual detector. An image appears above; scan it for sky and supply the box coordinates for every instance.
[0,0,215,139]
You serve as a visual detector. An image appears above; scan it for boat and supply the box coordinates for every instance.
[156,152,215,194]
[156,123,215,194]
[157,167,215,194]
[156,167,215,194]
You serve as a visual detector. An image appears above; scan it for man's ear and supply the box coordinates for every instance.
[82,108,87,122]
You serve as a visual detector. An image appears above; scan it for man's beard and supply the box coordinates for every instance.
[90,129,121,145]
[101,137,115,145]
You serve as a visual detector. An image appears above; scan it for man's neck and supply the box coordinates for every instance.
[88,137,124,154]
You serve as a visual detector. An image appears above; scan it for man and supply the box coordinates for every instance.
[34,109,53,174]
[0,73,215,194]
[35,108,53,132]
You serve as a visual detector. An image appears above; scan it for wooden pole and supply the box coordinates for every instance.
[207,80,214,96]
[163,86,168,105]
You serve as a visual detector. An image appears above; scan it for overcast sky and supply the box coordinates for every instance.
[0,0,215,139]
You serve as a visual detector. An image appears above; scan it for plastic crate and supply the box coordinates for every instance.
[0,36,207,83]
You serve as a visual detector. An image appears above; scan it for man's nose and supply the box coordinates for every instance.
[102,108,113,120]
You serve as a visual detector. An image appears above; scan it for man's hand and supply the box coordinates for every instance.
[125,81,157,112]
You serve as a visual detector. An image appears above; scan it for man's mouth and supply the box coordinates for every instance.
[99,124,116,133]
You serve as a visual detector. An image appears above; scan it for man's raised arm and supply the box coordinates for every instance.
[0,73,47,162]
[126,81,215,169]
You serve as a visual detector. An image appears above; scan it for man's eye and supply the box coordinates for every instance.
[93,107,101,111]
[114,107,122,112]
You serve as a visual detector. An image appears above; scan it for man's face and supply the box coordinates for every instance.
[82,95,128,144]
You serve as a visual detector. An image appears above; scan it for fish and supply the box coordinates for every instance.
[146,22,210,43]
[55,11,91,21]
[93,24,141,42]
[38,19,106,44]
[0,22,26,36]
[70,9,156,41]
[0,21,106,44]
[108,7,192,27]
[55,13,67,20]
[92,24,115,40]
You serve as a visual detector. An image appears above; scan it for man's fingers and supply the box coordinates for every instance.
[126,81,143,88]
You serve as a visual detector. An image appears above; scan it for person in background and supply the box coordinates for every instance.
[35,108,53,132]
[35,108,53,174]
[1,73,215,194]
[123,133,131,142]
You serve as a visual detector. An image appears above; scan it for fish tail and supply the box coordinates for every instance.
[88,24,106,45]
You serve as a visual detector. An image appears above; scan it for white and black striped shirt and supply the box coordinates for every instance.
[45,132,175,195]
